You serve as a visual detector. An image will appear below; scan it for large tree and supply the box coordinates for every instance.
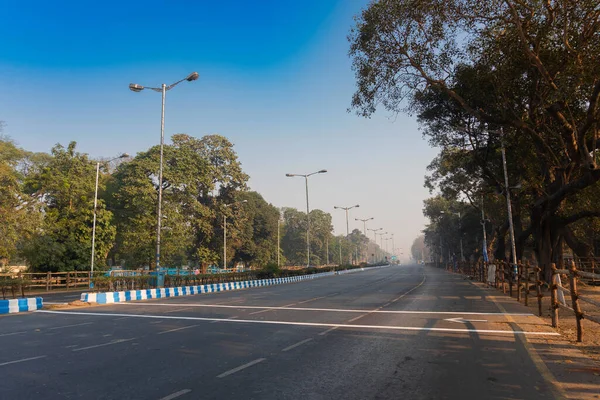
[0,135,42,266]
[349,0,600,275]
[22,142,115,271]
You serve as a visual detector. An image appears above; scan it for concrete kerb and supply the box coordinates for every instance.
[79,265,389,305]
[0,297,44,314]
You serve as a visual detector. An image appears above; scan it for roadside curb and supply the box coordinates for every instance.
[80,266,388,305]
[0,297,44,314]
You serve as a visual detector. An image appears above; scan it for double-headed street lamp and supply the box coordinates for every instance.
[355,217,373,236]
[355,217,373,262]
[223,200,248,269]
[334,205,359,265]
[286,170,327,267]
[129,72,199,270]
[375,231,387,262]
[367,227,382,263]
[334,204,360,236]
[91,153,129,274]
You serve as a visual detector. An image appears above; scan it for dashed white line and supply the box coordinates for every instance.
[217,358,266,378]
[0,355,47,367]
[248,302,298,315]
[72,338,136,352]
[158,389,192,400]
[48,322,93,330]
[318,326,339,336]
[282,338,313,352]
[157,325,199,335]
[0,331,26,337]
[210,316,238,324]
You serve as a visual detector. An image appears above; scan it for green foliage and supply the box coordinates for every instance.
[349,0,600,268]
[20,142,115,272]
[0,135,42,265]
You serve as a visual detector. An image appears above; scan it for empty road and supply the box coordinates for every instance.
[0,265,578,399]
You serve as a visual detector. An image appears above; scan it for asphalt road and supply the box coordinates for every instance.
[0,265,568,400]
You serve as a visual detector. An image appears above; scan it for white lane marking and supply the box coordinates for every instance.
[149,320,164,324]
[318,326,339,336]
[347,315,364,323]
[158,389,192,400]
[297,295,328,304]
[0,355,47,367]
[217,358,266,378]
[37,310,560,336]
[210,316,238,324]
[72,338,135,352]
[445,317,488,324]
[248,302,298,315]
[157,325,199,335]
[0,331,26,337]
[282,338,313,352]
[48,322,93,330]
[115,303,533,316]
[163,308,191,314]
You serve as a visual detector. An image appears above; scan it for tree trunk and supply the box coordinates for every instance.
[494,223,509,261]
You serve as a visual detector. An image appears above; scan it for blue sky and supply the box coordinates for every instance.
[0,0,438,260]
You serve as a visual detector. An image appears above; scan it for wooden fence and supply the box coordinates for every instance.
[0,271,105,293]
[444,259,600,343]
[551,262,600,342]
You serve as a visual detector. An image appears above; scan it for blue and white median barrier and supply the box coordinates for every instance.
[0,297,43,314]
[80,265,390,305]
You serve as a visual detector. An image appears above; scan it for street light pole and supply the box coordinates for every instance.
[501,132,518,268]
[286,170,327,267]
[91,153,128,274]
[356,217,373,262]
[129,72,199,271]
[334,204,360,264]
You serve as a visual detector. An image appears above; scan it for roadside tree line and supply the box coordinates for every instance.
[350,0,600,277]
[0,130,387,272]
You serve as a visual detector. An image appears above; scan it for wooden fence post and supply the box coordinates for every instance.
[535,266,543,316]
[550,264,559,328]
[568,262,584,343]
[66,272,71,289]
[516,263,521,302]
[524,262,529,306]
[46,271,51,291]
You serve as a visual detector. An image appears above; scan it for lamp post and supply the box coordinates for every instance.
[367,227,382,263]
[356,217,373,262]
[334,204,359,264]
[375,231,387,262]
[223,200,248,270]
[355,217,373,236]
[334,204,360,236]
[91,153,129,274]
[285,170,327,267]
[129,71,199,271]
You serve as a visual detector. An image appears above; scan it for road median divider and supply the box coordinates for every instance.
[80,265,389,305]
[0,297,43,314]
